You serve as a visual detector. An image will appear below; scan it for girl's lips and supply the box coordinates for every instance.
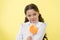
[31,20,36,23]
[31,20,35,22]
[31,19,35,21]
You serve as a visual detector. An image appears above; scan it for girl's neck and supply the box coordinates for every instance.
[29,20,39,24]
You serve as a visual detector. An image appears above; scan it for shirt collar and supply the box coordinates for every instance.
[28,21,39,25]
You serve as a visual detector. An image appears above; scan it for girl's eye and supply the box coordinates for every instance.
[28,15,31,17]
[33,13,36,16]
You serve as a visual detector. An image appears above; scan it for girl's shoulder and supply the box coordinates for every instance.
[38,22,47,27]
[38,22,46,25]
[19,22,29,29]
[20,22,30,26]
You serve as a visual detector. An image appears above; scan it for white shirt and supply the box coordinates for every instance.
[16,21,46,40]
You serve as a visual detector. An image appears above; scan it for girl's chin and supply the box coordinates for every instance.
[31,21,36,23]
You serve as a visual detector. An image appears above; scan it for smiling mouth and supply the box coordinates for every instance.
[32,19,35,21]
[31,20,36,22]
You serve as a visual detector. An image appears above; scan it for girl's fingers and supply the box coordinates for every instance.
[27,36,32,40]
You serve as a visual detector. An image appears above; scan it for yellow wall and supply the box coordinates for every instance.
[0,0,60,40]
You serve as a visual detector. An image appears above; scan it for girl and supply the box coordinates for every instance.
[16,3,48,40]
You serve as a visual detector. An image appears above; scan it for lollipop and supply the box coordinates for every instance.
[29,25,38,35]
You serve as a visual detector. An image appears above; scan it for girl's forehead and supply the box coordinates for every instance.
[26,9,38,15]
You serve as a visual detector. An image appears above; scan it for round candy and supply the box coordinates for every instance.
[29,25,38,35]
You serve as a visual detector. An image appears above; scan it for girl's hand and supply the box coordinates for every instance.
[27,36,32,40]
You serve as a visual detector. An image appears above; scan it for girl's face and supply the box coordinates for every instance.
[26,9,39,23]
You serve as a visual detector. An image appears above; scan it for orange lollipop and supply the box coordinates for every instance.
[29,25,38,35]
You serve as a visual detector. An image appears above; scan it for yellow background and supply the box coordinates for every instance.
[0,0,60,40]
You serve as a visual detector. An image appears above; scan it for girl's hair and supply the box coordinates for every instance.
[24,3,48,40]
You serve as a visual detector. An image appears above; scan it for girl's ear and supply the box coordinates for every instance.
[25,15,27,18]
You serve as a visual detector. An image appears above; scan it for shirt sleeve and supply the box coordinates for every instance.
[33,23,47,40]
[16,24,23,40]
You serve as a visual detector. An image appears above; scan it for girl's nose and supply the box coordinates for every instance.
[31,16,34,18]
